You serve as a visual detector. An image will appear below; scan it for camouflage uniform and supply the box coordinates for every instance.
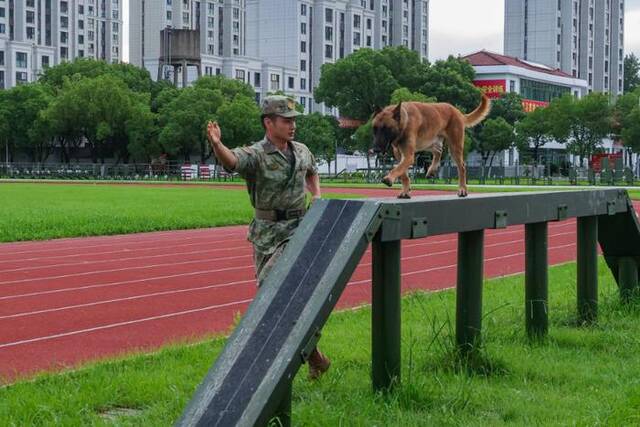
[229,97,318,285]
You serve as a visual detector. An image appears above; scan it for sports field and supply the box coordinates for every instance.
[1,182,639,425]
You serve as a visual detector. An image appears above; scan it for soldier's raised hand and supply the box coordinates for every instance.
[207,121,222,148]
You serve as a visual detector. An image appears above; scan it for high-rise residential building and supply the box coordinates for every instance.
[0,0,123,89]
[130,0,300,107]
[504,0,624,95]
[130,0,429,114]
[246,0,429,113]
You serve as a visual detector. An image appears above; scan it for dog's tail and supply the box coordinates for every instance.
[464,93,491,127]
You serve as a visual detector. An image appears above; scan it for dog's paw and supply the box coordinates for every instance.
[397,193,411,199]
[381,177,393,187]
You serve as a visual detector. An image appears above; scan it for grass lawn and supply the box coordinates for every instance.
[1,259,638,425]
[0,183,359,243]
[1,182,638,242]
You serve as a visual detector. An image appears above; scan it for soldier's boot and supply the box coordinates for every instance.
[308,347,331,380]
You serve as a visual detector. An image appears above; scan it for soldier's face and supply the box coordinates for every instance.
[266,116,296,142]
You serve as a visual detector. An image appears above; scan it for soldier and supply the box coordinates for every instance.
[206,95,331,380]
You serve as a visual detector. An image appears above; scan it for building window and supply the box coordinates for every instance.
[61,32,68,43]
[325,8,333,23]
[26,11,35,23]
[270,74,280,91]
[325,44,333,59]
[16,72,29,85]
[0,71,4,89]
[300,59,306,71]
[60,16,69,28]
[325,26,333,41]
[300,96,306,107]
[61,47,68,59]
[0,51,4,66]
[367,18,372,30]
[254,72,261,87]
[301,3,307,16]
[235,69,245,81]
[167,11,172,20]
[519,78,570,103]
[288,76,295,89]
[301,41,306,53]
[301,22,307,34]
[367,35,372,47]
[300,78,306,90]
[353,32,361,45]
[16,52,28,68]
[79,4,84,14]
[27,27,35,39]
[353,15,361,28]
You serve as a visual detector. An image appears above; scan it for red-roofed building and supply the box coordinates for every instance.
[463,50,588,112]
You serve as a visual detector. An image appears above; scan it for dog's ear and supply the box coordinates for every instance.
[393,102,403,123]
[370,106,383,120]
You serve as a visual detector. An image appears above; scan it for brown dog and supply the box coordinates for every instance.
[371,94,491,198]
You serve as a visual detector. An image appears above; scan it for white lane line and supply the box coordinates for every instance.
[0,240,578,348]
[0,254,253,286]
[0,299,254,349]
[0,246,252,273]
[0,238,248,265]
[0,221,576,285]
[0,229,246,257]
[0,266,254,301]
[0,279,255,320]
[1,228,575,299]
[346,242,576,286]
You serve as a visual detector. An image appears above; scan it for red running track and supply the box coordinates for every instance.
[1,188,638,383]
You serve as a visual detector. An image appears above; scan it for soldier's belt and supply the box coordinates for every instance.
[255,208,306,221]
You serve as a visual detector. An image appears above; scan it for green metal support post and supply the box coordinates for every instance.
[456,230,484,354]
[272,384,292,427]
[619,257,639,303]
[371,238,401,392]
[525,222,549,337]
[577,216,598,324]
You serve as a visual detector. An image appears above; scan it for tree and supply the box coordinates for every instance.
[295,113,337,170]
[46,74,152,163]
[193,75,255,102]
[624,53,640,93]
[546,93,612,166]
[158,87,225,161]
[314,48,401,120]
[389,87,434,104]
[5,83,54,163]
[475,117,515,175]
[514,106,553,166]
[419,56,482,112]
[215,95,263,153]
[39,58,154,94]
[488,92,525,125]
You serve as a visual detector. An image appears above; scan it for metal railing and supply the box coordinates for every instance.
[178,190,640,426]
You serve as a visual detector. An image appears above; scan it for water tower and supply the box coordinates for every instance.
[158,28,202,87]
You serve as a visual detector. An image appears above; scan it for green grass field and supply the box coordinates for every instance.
[0,183,361,242]
[1,182,638,243]
[1,259,639,425]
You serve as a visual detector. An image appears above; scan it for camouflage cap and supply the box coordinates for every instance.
[261,95,301,118]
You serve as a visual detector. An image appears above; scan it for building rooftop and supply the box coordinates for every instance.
[462,50,573,78]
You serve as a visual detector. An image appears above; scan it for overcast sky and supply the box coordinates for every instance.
[122,0,640,63]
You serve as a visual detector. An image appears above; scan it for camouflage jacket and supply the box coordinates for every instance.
[231,137,318,254]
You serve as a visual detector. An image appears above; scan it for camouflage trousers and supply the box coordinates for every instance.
[253,240,288,287]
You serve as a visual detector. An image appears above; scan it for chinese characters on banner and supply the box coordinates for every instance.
[473,80,506,98]
[473,80,549,113]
